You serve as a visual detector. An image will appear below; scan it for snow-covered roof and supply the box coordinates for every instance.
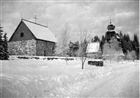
[86,42,100,53]
[22,19,57,42]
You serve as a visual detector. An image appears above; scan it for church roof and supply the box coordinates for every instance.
[22,19,57,42]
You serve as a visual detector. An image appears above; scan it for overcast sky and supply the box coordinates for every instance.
[0,0,139,42]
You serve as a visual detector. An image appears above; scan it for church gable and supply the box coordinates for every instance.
[9,21,36,42]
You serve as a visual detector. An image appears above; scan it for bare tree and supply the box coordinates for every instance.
[78,27,90,69]
[60,23,70,64]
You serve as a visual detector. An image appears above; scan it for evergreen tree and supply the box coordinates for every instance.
[0,26,5,60]
[100,35,105,53]
[68,41,79,57]
[119,31,123,39]
[121,33,133,54]
[68,41,74,57]
[120,33,139,60]
[126,34,131,42]
[121,39,127,54]
[0,25,9,60]
[132,34,139,59]
[3,33,9,60]
[92,35,100,42]
[0,26,2,41]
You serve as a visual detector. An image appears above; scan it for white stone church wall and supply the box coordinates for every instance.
[8,39,36,56]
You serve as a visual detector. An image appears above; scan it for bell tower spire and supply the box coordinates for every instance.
[110,16,112,24]
[107,17,115,30]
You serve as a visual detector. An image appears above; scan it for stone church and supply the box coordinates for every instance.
[8,19,57,56]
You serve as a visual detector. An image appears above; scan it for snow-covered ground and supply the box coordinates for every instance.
[0,58,139,98]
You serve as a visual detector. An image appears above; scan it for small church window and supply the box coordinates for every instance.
[20,32,24,37]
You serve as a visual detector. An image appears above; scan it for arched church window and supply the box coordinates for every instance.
[20,32,24,37]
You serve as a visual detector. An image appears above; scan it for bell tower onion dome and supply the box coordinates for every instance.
[105,21,119,42]
[107,22,115,30]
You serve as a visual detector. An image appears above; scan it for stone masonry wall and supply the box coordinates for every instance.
[36,40,55,56]
[8,39,36,56]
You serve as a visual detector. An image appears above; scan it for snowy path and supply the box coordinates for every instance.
[0,60,139,98]
[79,64,139,98]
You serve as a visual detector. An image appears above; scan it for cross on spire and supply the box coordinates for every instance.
[110,16,112,24]
[34,15,37,23]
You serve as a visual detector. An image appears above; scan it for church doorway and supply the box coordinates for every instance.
[44,51,47,56]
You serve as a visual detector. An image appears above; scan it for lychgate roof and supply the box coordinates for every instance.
[22,19,57,42]
[86,42,100,53]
